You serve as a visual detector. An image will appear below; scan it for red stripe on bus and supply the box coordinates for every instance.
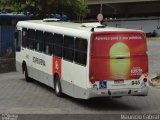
[52,57,62,78]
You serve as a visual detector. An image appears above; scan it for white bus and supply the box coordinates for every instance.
[15,19,149,99]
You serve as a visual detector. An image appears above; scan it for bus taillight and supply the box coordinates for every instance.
[143,72,148,78]
[143,78,148,83]
[143,72,148,83]
[90,75,96,84]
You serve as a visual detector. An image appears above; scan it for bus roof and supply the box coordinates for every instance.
[17,20,144,39]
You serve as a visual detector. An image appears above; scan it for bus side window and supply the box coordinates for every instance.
[74,38,87,66]
[44,32,54,55]
[36,30,44,52]
[28,29,36,50]
[54,34,63,57]
[63,35,74,62]
[22,28,27,48]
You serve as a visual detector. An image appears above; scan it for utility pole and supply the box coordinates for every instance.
[100,0,103,14]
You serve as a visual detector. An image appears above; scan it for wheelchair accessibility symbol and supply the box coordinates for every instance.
[99,81,107,89]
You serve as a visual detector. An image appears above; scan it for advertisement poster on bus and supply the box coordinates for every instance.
[90,32,148,80]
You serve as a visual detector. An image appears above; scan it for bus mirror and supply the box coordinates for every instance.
[16,46,21,52]
[15,30,21,52]
[15,31,18,38]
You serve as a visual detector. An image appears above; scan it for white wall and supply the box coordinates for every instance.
[107,19,160,36]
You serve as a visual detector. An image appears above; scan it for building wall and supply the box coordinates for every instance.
[88,1,160,19]
[107,19,160,36]
[87,0,159,4]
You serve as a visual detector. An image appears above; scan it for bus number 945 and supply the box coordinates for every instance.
[132,80,140,85]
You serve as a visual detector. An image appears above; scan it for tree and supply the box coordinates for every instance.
[1,0,89,20]
[0,0,11,11]
[73,0,90,21]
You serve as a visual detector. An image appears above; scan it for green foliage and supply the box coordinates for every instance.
[0,0,89,20]
[0,0,11,7]
[73,0,90,21]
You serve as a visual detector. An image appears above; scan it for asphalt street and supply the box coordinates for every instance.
[148,40,160,77]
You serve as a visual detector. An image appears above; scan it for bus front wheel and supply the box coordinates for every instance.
[23,65,32,82]
[54,75,62,97]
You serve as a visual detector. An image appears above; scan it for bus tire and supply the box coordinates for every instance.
[23,65,32,82]
[54,75,62,97]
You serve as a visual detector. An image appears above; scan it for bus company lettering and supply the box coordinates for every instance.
[95,36,142,40]
[131,67,143,76]
[33,57,46,66]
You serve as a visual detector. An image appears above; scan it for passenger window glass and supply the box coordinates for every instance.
[28,29,35,49]
[63,36,74,61]
[54,34,63,57]
[74,38,88,65]
[54,34,63,46]
[36,30,44,52]
[75,38,87,51]
[44,32,54,44]
[44,32,54,55]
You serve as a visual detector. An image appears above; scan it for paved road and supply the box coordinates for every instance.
[0,40,160,119]
[148,40,160,77]
[0,74,160,114]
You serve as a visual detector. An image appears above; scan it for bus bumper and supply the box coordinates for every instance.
[87,86,149,99]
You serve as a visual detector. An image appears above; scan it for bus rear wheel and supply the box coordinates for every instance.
[23,65,32,82]
[54,75,62,97]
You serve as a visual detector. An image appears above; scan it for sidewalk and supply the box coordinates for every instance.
[147,38,160,88]
[0,57,15,73]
